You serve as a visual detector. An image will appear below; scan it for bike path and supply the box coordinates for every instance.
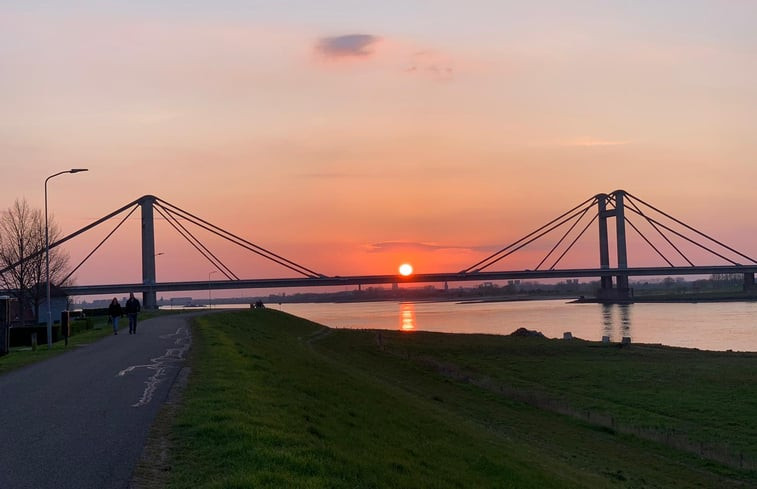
[0,313,195,489]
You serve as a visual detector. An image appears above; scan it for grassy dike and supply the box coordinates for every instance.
[167,309,757,488]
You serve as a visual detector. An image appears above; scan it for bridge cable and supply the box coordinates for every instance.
[155,197,322,278]
[469,198,599,272]
[59,203,141,286]
[163,199,323,278]
[623,199,693,266]
[157,201,312,278]
[155,204,239,279]
[0,197,144,276]
[626,193,757,264]
[622,214,675,267]
[461,195,597,273]
[153,204,237,280]
[461,195,598,273]
[548,213,599,270]
[535,204,594,270]
[624,204,739,265]
[474,201,597,272]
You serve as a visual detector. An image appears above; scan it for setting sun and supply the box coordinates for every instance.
[398,263,413,276]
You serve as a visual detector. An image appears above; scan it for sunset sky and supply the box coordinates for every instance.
[2,1,757,293]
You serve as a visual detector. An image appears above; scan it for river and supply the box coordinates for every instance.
[263,299,757,352]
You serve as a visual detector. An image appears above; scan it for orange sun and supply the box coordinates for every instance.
[399,263,413,276]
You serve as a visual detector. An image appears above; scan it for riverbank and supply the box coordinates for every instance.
[572,291,757,304]
[160,309,757,488]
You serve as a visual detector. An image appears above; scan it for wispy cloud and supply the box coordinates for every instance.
[297,172,362,179]
[562,139,632,147]
[404,50,454,81]
[367,241,491,253]
[316,34,380,58]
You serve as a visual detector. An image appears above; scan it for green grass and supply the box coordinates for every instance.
[348,330,757,462]
[167,309,757,488]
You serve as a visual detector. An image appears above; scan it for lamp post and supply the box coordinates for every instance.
[154,253,164,307]
[208,270,217,309]
[45,168,88,349]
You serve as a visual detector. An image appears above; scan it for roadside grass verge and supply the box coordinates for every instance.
[168,309,757,488]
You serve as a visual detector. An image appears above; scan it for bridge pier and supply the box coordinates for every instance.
[743,272,756,292]
[597,191,632,302]
[140,196,158,310]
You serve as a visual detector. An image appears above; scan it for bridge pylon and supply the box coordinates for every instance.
[140,196,157,309]
[597,190,631,301]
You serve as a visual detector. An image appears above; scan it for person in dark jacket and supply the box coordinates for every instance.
[108,298,123,335]
[125,292,141,335]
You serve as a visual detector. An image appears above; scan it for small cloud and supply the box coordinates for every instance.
[563,139,632,147]
[316,34,380,58]
[367,241,489,253]
[405,50,454,81]
[297,172,360,179]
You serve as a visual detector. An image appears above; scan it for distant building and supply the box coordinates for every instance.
[35,284,70,325]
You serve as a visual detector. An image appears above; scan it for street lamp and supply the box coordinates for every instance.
[208,270,218,309]
[45,168,88,349]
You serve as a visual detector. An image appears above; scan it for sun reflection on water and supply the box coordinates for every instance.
[399,302,416,331]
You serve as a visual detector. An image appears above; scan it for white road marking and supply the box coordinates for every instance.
[117,326,191,407]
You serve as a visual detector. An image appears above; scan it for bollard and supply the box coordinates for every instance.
[31,332,37,351]
[61,311,70,347]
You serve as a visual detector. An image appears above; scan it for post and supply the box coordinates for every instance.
[140,195,157,310]
[208,270,217,309]
[45,168,88,348]
[45,178,51,348]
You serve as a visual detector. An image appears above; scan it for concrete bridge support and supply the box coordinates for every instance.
[597,194,613,292]
[597,191,631,302]
[743,272,756,292]
[140,196,157,310]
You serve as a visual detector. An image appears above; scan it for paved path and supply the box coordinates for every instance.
[0,313,195,489]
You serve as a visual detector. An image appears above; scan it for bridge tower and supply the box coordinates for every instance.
[597,190,631,301]
[140,195,157,309]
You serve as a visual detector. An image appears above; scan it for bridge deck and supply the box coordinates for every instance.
[62,265,757,296]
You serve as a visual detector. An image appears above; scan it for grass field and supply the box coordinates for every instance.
[165,309,757,488]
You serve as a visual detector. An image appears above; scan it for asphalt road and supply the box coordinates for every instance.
[0,313,195,489]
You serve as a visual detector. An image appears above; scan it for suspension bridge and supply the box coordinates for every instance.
[4,189,757,308]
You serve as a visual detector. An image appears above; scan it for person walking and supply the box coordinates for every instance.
[108,298,123,335]
[125,292,141,335]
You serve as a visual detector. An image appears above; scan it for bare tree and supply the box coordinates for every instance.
[0,198,70,324]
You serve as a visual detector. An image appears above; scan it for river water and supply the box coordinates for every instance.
[266,299,757,352]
